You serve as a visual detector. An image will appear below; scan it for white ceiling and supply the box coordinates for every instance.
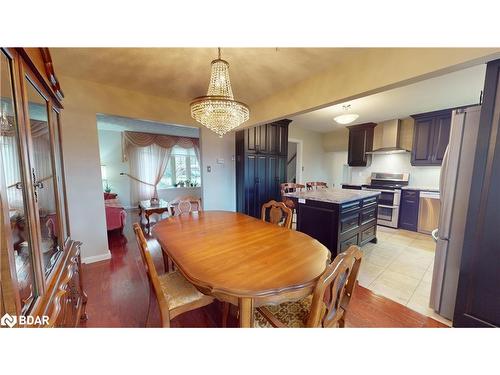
[290,64,487,133]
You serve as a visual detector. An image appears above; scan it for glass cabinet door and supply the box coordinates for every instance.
[0,50,38,314]
[50,108,69,241]
[24,78,62,278]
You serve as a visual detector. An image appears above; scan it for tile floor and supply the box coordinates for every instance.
[358,225,452,326]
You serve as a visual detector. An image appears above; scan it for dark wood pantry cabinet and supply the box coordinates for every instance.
[347,123,376,167]
[236,120,290,217]
[411,109,451,166]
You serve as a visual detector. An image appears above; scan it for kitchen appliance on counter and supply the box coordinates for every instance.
[418,191,441,234]
[430,105,481,320]
[362,172,409,228]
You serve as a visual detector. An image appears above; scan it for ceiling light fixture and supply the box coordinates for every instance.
[334,105,359,125]
[190,48,249,137]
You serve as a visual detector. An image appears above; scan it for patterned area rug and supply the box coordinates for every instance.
[254,296,313,328]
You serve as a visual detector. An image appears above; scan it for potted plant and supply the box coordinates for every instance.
[104,183,112,193]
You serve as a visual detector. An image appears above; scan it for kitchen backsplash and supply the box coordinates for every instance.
[349,152,441,188]
[324,151,441,188]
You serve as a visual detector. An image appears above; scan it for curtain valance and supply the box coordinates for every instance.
[122,131,199,161]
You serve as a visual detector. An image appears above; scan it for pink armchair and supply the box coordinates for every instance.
[104,194,127,234]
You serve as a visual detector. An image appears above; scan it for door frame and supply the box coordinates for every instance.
[288,138,303,184]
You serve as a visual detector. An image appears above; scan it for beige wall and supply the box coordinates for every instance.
[323,128,349,152]
[288,123,330,185]
[59,75,230,262]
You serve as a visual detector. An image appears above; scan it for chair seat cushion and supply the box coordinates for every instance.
[254,295,313,328]
[158,271,207,311]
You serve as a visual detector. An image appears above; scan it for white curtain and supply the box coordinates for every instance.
[31,122,56,216]
[1,132,23,211]
[129,143,172,204]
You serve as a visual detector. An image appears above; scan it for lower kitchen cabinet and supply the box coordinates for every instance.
[399,189,420,231]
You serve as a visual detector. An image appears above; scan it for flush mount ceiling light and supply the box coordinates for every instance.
[334,105,359,125]
[190,48,249,137]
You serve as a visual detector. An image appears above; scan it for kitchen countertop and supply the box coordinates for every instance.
[401,186,440,192]
[284,188,380,204]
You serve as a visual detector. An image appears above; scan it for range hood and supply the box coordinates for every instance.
[366,119,410,155]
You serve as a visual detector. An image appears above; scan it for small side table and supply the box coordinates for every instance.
[138,199,170,232]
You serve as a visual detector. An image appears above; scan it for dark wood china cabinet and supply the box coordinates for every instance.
[0,48,86,327]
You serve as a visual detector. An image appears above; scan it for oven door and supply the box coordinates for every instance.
[363,188,397,206]
[378,204,400,228]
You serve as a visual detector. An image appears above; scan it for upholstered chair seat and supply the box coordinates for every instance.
[254,296,317,328]
[253,245,362,328]
[158,271,211,314]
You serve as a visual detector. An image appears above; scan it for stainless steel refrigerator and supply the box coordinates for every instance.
[429,105,481,320]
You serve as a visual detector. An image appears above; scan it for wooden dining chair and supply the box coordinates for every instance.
[280,182,305,195]
[306,181,328,190]
[170,196,202,216]
[261,200,293,229]
[254,245,363,328]
[132,223,213,327]
[280,183,305,226]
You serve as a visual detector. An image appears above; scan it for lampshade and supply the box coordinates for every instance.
[334,113,359,125]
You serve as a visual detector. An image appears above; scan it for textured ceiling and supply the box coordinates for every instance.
[50,48,365,104]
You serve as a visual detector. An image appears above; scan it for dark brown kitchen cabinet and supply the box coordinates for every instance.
[347,123,376,166]
[411,109,451,166]
[399,189,420,231]
[236,119,291,217]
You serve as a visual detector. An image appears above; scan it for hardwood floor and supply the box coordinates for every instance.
[80,211,447,328]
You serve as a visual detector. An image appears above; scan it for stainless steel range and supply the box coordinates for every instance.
[362,172,409,228]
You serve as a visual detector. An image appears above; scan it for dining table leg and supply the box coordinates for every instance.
[239,297,254,328]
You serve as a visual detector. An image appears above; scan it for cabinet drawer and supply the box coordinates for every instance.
[361,225,376,243]
[340,213,360,234]
[363,196,378,207]
[360,207,377,225]
[340,234,359,251]
[341,200,361,214]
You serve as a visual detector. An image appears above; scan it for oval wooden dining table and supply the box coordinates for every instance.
[152,211,330,327]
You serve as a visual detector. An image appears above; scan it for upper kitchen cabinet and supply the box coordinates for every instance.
[347,123,376,166]
[245,119,289,155]
[411,109,451,166]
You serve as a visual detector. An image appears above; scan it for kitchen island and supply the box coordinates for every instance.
[285,188,381,256]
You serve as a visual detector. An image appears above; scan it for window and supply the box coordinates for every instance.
[158,146,201,188]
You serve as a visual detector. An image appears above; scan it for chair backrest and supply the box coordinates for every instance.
[132,223,171,327]
[306,245,362,328]
[171,196,202,216]
[261,200,293,229]
[280,182,305,195]
[306,181,328,190]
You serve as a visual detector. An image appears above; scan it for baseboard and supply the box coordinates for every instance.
[82,250,112,264]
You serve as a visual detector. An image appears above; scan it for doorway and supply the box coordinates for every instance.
[287,138,303,183]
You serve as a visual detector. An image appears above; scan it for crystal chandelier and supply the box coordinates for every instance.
[191,48,249,137]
